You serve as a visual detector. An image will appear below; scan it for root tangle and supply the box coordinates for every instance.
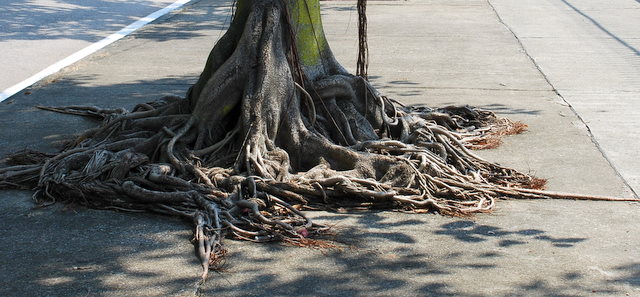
[1,0,636,281]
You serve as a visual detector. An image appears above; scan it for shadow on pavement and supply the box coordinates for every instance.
[192,210,632,296]
[0,75,193,157]
[434,220,586,248]
[0,0,234,43]
[0,190,199,297]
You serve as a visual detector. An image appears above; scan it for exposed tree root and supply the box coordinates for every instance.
[1,0,637,281]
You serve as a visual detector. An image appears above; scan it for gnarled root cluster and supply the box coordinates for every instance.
[0,0,635,280]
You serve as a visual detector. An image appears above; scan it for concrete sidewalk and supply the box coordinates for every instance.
[0,0,638,296]
[489,0,640,200]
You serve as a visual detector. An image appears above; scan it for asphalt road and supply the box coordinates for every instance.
[0,0,181,94]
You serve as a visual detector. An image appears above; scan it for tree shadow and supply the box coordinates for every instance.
[368,76,428,98]
[0,71,633,295]
[313,212,426,246]
[201,221,476,297]
[0,0,635,295]
[195,212,608,296]
[193,211,605,296]
[207,249,460,296]
[506,277,619,297]
[0,190,201,297]
[367,76,543,115]
[611,263,640,287]
[411,101,542,116]
[133,1,237,42]
[1,74,205,295]
[434,220,586,248]
[320,4,358,13]
[476,103,541,115]
[0,75,193,157]
[0,0,234,43]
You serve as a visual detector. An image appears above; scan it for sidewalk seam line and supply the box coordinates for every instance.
[485,0,639,198]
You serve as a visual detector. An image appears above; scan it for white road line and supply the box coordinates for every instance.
[0,0,193,103]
